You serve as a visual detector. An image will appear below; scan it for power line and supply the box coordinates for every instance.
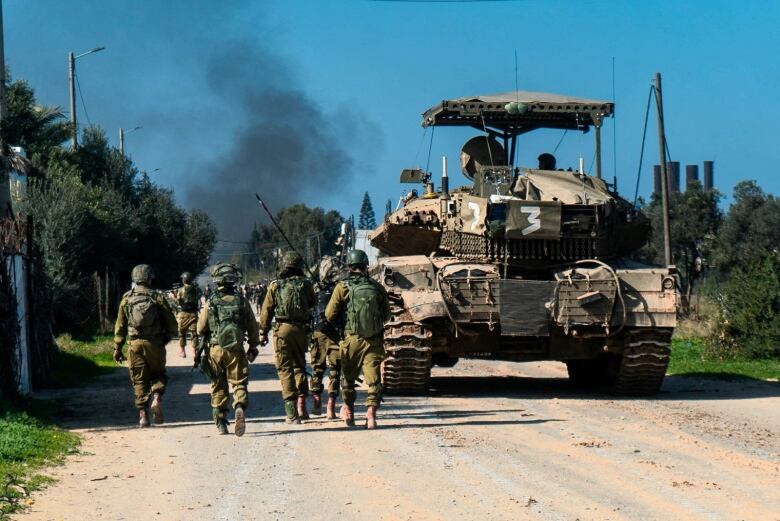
[75,74,91,126]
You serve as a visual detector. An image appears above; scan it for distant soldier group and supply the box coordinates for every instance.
[113,249,389,436]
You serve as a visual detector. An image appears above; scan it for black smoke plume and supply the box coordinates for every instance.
[186,40,371,241]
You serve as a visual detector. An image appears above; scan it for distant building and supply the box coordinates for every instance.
[354,229,380,266]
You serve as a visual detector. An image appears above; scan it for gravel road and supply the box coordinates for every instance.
[17,342,780,521]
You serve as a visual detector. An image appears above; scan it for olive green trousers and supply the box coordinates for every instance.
[127,340,167,409]
[340,333,383,407]
[273,323,309,402]
[209,344,249,411]
[310,330,342,396]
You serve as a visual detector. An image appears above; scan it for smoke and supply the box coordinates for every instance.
[186,40,374,240]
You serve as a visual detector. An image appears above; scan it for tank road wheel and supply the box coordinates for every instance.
[382,303,432,395]
[601,329,672,396]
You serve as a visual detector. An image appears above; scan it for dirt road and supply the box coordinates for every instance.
[18,344,780,521]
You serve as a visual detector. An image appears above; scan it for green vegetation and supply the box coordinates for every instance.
[248,203,344,279]
[46,334,117,388]
[0,400,79,517]
[668,338,780,381]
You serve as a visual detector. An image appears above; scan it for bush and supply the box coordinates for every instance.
[707,255,780,359]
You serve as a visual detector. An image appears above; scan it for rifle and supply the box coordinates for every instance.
[254,193,322,288]
[192,332,217,382]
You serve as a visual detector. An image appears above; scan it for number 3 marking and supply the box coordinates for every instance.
[521,206,541,235]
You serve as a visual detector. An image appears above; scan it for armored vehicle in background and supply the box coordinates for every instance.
[370,91,678,395]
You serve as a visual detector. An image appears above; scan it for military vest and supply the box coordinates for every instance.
[179,283,199,312]
[125,287,163,340]
[345,276,384,339]
[273,276,311,324]
[207,292,246,350]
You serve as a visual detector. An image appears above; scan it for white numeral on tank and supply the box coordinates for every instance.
[468,202,481,231]
[521,206,541,235]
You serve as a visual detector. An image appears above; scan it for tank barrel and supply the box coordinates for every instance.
[441,155,450,200]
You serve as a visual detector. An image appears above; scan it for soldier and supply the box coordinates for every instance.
[258,252,316,424]
[325,249,389,429]
[176,272,201,358]
[113,264,178,428]
[309,256,344,418]
[537,152,557,170]
[197,263,260,436]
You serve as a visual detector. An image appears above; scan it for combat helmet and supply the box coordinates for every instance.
[209,263,241,288]
[346,249,369,268]
[181,271,192,284]
[282,251,303,270]
[131,264,154,285]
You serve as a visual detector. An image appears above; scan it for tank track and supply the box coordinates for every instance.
[606,328,672,395]
[382,299,432,394]
[566,328,672,395]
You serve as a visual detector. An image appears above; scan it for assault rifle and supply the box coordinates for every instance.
[192,332,216,382]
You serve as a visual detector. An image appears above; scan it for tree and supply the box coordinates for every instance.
[712,180,780,272]
[637,183,722,299]
[248,204,344,276]
[358,191,376,229]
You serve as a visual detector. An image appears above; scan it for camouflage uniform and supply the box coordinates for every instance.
[176,279,200,356]
[114,265,177,427]
[325,256,389,428]
[310,273,343,417]
[197,264,260,436]
[258,256,316,423]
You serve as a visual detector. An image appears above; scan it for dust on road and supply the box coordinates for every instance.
[18,345,780,521]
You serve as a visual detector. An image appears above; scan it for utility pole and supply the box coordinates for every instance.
[654,72,673,266]
[119,127,124,154]
[68,51,76,148]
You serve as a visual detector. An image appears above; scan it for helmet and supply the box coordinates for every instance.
[346,249,369,268]
[131,264,154,284]
[181,272,192,284]
[209,263,241,287]
[282,251,303,270]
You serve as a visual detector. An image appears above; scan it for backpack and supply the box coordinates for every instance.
[346,276,384,338]
[179,284,199,312]
[274,276,311,324]
[125,289,162,339]
[208,294,245,350]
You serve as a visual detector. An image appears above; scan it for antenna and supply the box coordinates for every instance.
[612,56,617,183]
[514,49,519,100]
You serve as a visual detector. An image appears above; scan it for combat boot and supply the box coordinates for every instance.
[297,395,310,420]
[138,408,150,428]
[326,396,337,419]
[213,408,229,435]
[365,405,378,430]
[284,400,301,425]
[311,393,322,415]
[340,404,355,427]
[150,392,164,425]
[234,405,246,437]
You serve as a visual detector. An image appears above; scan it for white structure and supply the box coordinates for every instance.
[354,229,380,267]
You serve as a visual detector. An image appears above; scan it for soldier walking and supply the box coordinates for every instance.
[176,272,201,358]
[196,263,260,436]
[325,250,389,429]
[258,252,316,424]
[113,264,178,428]
[309,256,344,418]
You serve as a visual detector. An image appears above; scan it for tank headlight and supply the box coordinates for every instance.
[662,277,676,290]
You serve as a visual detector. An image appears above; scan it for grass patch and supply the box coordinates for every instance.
[46,333,118,388]
[668,338,780,381]
[0,399,80,517]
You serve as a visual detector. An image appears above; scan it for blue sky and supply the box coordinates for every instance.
[5,0,779,238]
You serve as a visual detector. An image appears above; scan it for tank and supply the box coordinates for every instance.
[370,91,679,395]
